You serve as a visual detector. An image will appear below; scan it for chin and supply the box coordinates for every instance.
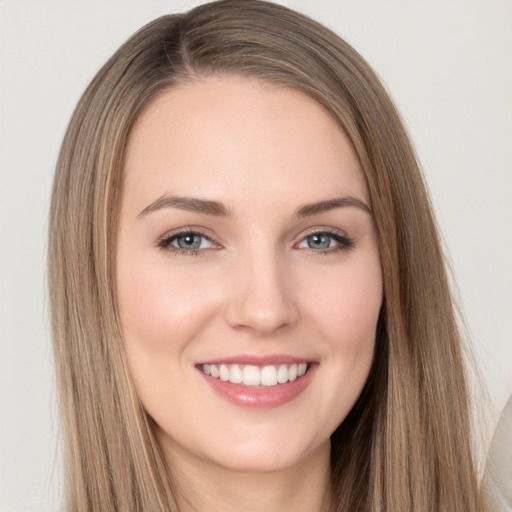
[215,443,317,474]
[158,419,331,476]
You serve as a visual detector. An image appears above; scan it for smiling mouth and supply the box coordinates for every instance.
[200,363,308,387]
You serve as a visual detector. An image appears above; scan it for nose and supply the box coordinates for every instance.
[224,252,299,336]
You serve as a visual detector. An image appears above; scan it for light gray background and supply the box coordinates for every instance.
[1,1,511,511]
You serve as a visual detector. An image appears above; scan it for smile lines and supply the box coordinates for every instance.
[202,363,308,387]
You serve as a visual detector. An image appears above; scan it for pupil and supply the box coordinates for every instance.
[178,234,201,249]
[308,234,330,249]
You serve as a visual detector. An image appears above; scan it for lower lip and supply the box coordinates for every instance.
[198,365,317,409]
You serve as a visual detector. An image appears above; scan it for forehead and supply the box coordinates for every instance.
[123,76,368,213]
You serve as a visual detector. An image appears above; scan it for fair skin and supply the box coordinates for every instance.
[117,76,382,512]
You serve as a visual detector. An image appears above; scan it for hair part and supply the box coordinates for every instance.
[48,1,485,510]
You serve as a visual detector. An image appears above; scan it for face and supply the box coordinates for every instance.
[117,76,382,475]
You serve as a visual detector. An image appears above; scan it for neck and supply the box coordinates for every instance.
[165,441,332,512]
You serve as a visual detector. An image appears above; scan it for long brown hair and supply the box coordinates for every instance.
[48,1,485,510]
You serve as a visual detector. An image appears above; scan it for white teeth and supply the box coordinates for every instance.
[243,365,261,386]
[202,362,309,387]
[277,364,288,384]
[219,364,229,381]
[260,366,278,386]
[229,364,242,384]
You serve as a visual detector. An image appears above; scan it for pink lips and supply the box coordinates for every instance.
[198,354,311,366]
[196,354,317,409]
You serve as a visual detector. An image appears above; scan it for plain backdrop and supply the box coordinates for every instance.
[1,1,511,511]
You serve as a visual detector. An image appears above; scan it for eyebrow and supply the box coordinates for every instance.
[138,194,371,219]
[294,196,371,216]
[138,195,233,218]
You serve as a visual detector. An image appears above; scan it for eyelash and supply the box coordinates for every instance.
[298,230,355,255]
[157,228,216,257]
[157,228,355,256]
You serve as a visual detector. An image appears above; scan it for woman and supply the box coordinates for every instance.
[48,1,486,510]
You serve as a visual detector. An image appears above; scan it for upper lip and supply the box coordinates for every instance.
[196,354,315,366]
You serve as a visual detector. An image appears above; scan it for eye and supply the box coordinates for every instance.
[296,231,354,252]
[158,230,216,253]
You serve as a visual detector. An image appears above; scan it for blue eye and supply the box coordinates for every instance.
[174,234,204,250]
[305,233,333,250]
[297,232,354,252]
[158,231,214,252]
[158,229,353,255]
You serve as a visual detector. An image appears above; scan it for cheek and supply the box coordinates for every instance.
[301,258,382,418]
[307,258,382,348]
[116,256,227,418]
[117,257,221,358]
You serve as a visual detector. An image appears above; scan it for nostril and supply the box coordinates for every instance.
[226,307,298,336]
[223,257,300,335]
